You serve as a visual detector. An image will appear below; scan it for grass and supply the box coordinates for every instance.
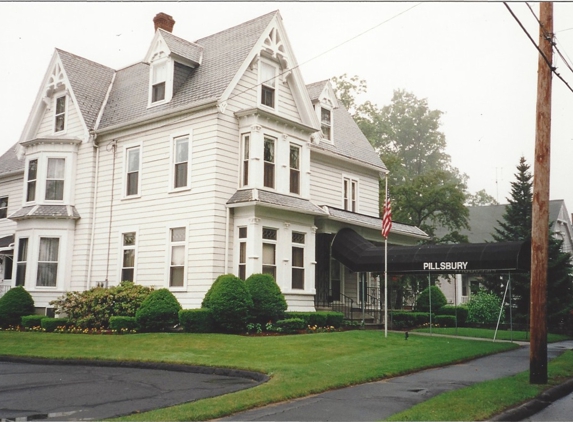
[386,349,573,421]
[412,326,569,343]
[0,330,517,421]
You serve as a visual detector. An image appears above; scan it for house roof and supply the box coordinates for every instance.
[9,205,81,220]
[159,29,204,65]
[227,189,327,215]
[0,142,24,177]
[434,200,570,243]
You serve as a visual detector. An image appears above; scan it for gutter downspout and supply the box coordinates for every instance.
[224,205,230,273]
[86,135,100,289]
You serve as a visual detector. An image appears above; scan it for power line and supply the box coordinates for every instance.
[504,2,573,95]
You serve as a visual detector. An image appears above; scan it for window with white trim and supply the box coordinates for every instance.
[263,137,275,189]
[262,227,277,279]
[3,256,12,281]
[343,177,358,212]
[121,232,136,282]
[15,238,28,287]
[173,136,189,189]
[289,144,300,194]
[291,232,305,289]
[260,62,277,109]
[0,196,7,219]
[54,95,66,133]
[151,61,167,103]
[321,107,332,140]
[125,146,141,197]
[238,227,247,280]
[37,237,59,287]
[45,158,65,201]
[169,227,186,287]
[26,159,38,202]
[241,135,250,187]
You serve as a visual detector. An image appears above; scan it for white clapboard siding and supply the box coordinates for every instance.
[35,98,85,139]
[0,175,23,238]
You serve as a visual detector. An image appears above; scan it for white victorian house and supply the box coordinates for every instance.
[0,11,427,317]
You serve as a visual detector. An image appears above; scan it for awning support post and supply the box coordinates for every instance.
[494,274,511,342]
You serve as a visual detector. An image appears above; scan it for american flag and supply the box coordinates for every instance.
[382,190,392,238]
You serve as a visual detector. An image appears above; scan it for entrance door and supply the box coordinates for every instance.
[330,258,341,301]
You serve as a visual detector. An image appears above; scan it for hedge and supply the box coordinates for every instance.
[437,305,468,326]
[179,309,214,333]
[284,311,344,328]
[135,289,182,332]
[435,315,457,327]
[41,317,68,332]
[275,318,305,333]
[109,316,138,331]
[21,315,45,328]
[390,311,433,329]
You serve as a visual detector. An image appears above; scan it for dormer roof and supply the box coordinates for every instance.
[307,79,339,109]
[145,29,204,67]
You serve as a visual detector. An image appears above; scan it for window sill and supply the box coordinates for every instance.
[168,187,191,195]
[121,195,142,201]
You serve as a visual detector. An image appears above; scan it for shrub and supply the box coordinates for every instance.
[435,315,457,327]
[202,274,253,333]
[245,273,287,323]
[325,312,344,328]
[284,312,311,326]
[41,317,68,332]
[437,305,468,326]
[179,309,214,333]
[416,286,447,313]
[50,281,153,329]
[21,315,45,328]
[275,318,305,333]
[0,286,35,327]
[390,311,432,329]
[135,289,182,332]
[467,290,502,325]
[109,316,138,331]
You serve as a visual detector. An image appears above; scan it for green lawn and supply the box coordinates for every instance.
[0,330,517,421]
[386,349,573,421]
[412,327,569,343]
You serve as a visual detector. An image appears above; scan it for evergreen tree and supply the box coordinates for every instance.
[485,157,572,329]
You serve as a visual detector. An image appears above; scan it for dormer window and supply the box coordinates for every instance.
[148,59,173,107]
[321,107,332,140]
[54,95,66,133]
[260,61,277,109]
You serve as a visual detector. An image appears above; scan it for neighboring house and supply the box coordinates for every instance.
[436,201,573,305]
[0,11,427,316]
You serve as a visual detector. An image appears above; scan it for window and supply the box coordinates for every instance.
[151,62,167,103]
[169,227,186,287]
[3,256,13,281]
[321,107,332,140]
[26,159,38,202]
[343,177,357,212]
[173,136,189,189]
[0,196,7,219]
[45,158,65,200]
[260,62,276,108]
[121,232,136,282]
[15,238,28,287]
[37,237,59,287]
[238,227,247,280]
[125,147,141,197]
[262,228,277,279]
[241,135,250,187]
[292,232,305,289]
[263,137,275,189]
[289,144,300,194]
[54,96,66,132]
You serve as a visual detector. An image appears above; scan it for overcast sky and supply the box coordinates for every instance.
[2,2,572,213]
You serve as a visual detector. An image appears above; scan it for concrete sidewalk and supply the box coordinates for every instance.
[221,338,573,421]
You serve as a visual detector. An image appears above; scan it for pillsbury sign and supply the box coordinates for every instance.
[423,261,469,271]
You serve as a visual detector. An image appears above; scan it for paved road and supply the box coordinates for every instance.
[524,391,573,421]
[0,359,266,421]
[222,339,573,421]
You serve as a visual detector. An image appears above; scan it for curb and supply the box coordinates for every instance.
[491,378,573,421]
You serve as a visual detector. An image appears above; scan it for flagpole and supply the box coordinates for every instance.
[384,174,388,338]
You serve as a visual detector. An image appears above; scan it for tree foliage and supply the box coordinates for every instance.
[467,189,499,206]
[467,290,502,325]
[415,285,447,313]
[0,286,35,327]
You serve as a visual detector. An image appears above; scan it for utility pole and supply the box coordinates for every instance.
[530,1,553,385]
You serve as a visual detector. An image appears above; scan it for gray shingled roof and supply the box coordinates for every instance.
[306,81,386,171]
[434,200,567,243]
[99,11,277,129]
[322,206,429,238]
[160,29,204,65]
[0,142,24,177]
[227,189,326,215]
[9,205,80,220]
[56,49,115,131]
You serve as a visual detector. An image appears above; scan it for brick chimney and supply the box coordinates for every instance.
[154,12,175,33]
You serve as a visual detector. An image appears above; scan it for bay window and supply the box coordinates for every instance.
[263,137,275,189]
[289,144,300,194]
[45,158,65,201]
[262,227,277,279]
[37,237,59,287]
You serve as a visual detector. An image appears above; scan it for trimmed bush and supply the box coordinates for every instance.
[416,286,447,313]
[275,318,305,333]
[325,312,344,328]
[135,289,182,332]
[0,286,35,328]
[437,305,468,326]
[41,317,68,332]
[50,281,153,329]
[390,311,432,329]
[245,273,287,323]
[179,309,214,333]
[435,315,457,327]
[21,315,45,328]
[284,312,311,326]
[202,274,253,333]
[467,290,502,325]
[109,316,138,331]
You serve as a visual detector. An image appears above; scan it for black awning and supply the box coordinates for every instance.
[331,228,530,274]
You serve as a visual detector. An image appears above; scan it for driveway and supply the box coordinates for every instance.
[0,358,267,421]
